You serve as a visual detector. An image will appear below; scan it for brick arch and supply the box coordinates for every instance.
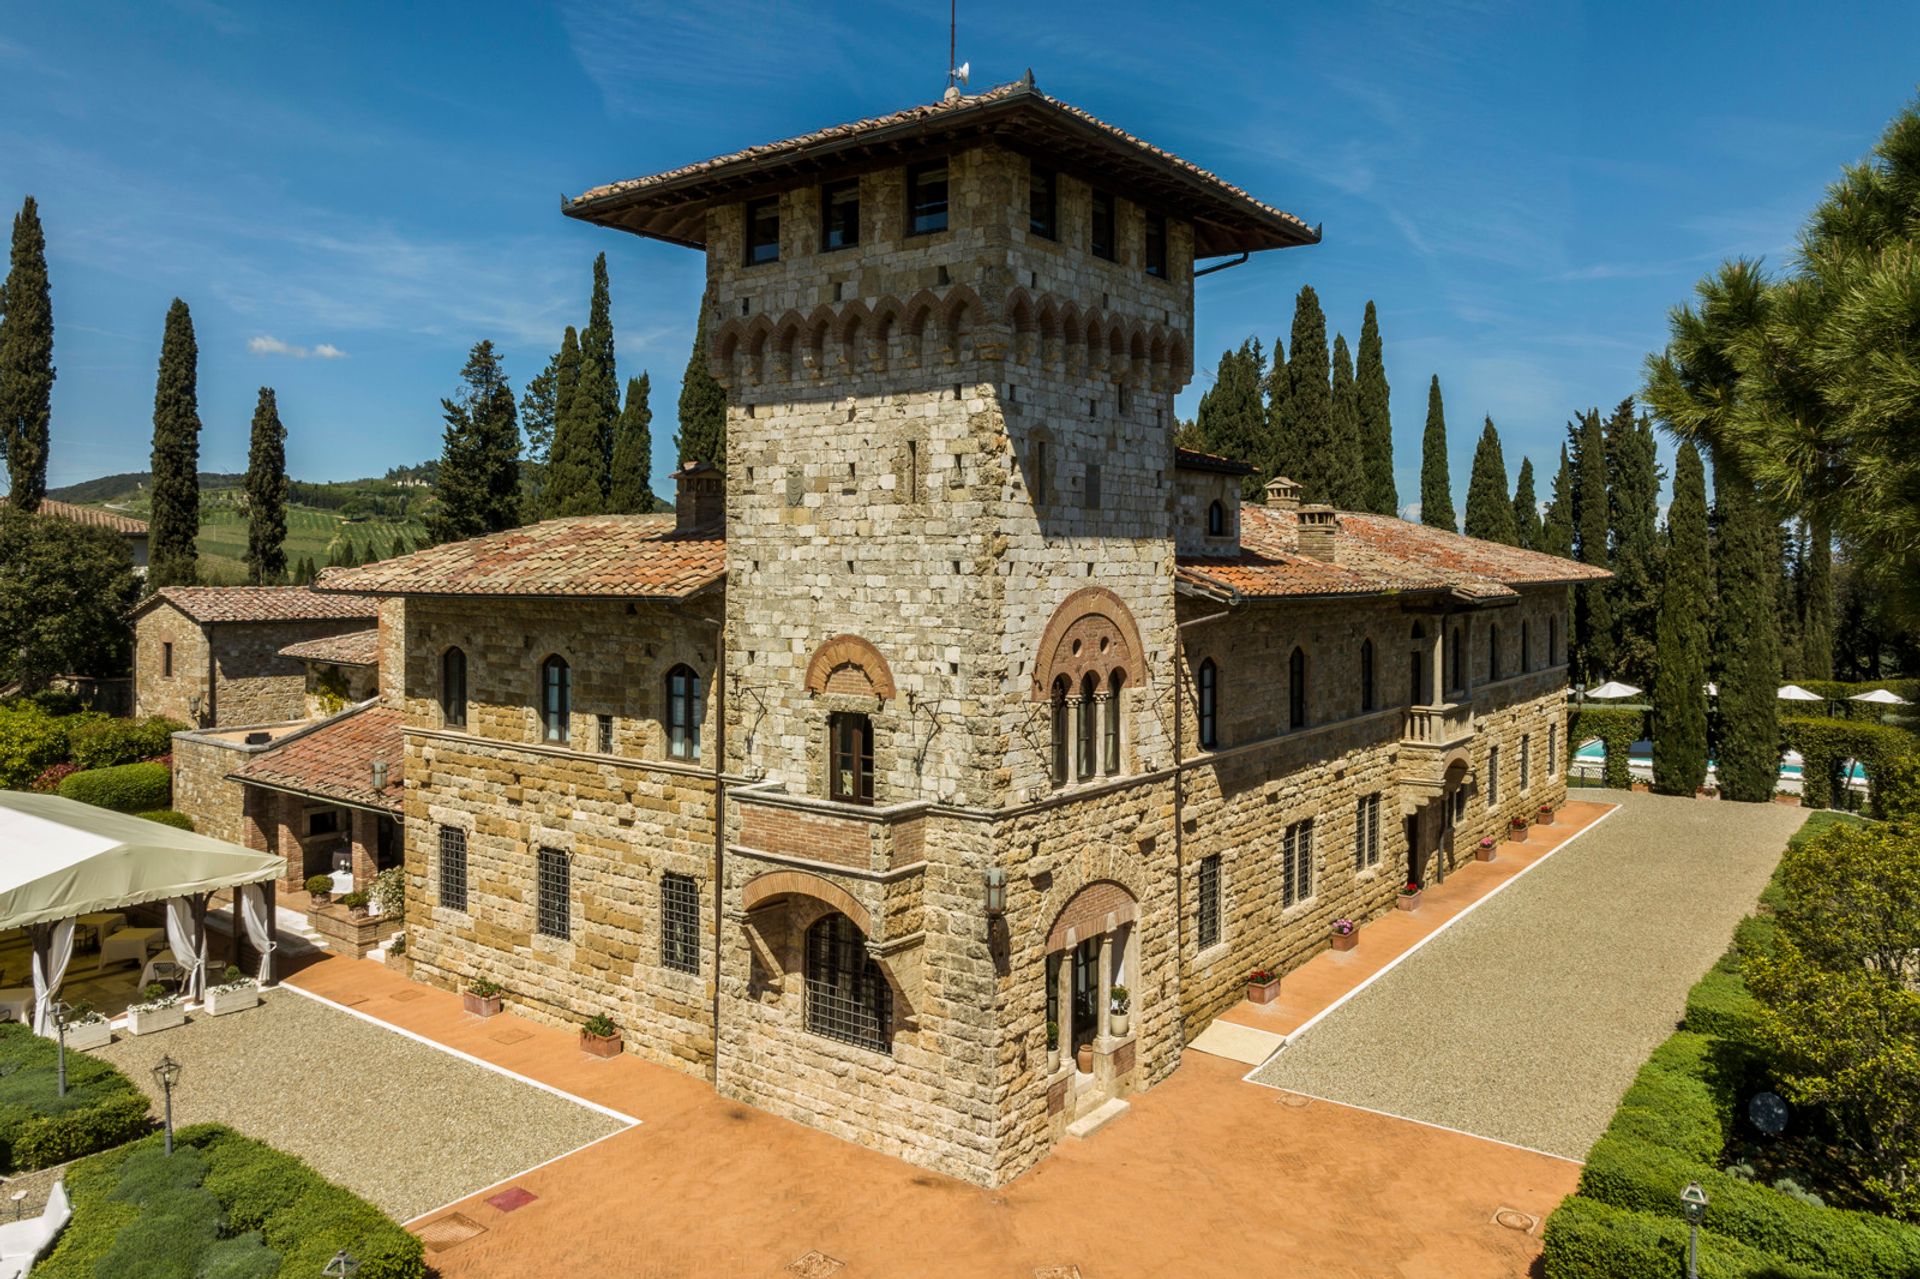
[803,634,897,701]
[1030,587,1147,699]
[1045,878,1139,953]
[741,869,871,937]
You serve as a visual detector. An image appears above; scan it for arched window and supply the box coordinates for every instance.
[441,647,467,728]
[1206,500,1226,537]
[1450,627,1464,694]
[829,712,874,804]
[666,665,702,760]
[1050,676,1071,786]
[1077,672,1097,781]
[1360,639,1375,713]
[1488,624,1501,682]
[540,655,570,744]
[1520,621,1531,673]
[805,912,892,1054]
[1197,658,1218,749]
[1288,647,1307,729]
[1104,670,1124,775]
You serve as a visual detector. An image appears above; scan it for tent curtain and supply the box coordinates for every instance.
[164,897,205,1001]
[30,919,74,1036]
[240,884,275,986]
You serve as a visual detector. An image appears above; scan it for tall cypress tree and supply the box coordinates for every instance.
[1606,400,1662,691]
[675,304,727,468]
[1511,457,1541,550]
[1196,338,1267,498]
[554,326,581,443]
[426,341,521,544]
[1540,445,1574,559]
[243,387,288,584]
[1329,333,1362,509]
[1272,286,1340,504]
[1463,416,1517,544]
[1419,376,1455,530]
[148,299,201,588]
[1714,454,1781,803]
[1803,518,1834,679]
[0,196,54,512]
[608,373,654,514]
[581,253,619,471]
[545,366,608,518]
[1653,443,1711,794]
[1355,300,1395,515]
[1571,407,1613,683]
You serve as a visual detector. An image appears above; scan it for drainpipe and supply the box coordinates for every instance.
[670,600,726,1086]
[1171,593,1236,1044]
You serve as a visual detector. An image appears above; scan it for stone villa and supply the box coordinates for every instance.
[301,78,1606,1187]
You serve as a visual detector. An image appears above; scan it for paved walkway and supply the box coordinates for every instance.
[1255,789,1809,1158]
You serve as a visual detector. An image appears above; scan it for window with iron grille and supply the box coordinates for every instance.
[661,873,699,974]
[1197,854,1221,950]
[596,713,614,755]
[1520,733,1532,790]
[1197,658,1218,749]
[438,826,468,913]
[536,847,571,940]
[1282,818,1315,908]
[1354,793,1380,871]
[1487,745,1501,807]
[805,912,891,1053]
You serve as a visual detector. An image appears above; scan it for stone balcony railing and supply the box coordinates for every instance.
[1401,702,1474,749]
[731,786,929,879]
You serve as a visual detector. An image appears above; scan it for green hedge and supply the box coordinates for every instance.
[0,704,103,790]
[34,1123,425,1279]
[56,760,171,813]
[1544,1195,1840,1279]
[1569,706,1644,788]
[0,1023,153,1173]
[136,808,195,831]
[67,715,186,770]
[1882,752,1920,825]
[1778,716,1917,815]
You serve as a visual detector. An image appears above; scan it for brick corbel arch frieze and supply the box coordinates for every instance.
[740,869,872,937]
[1044,878,1140,953]
[803,634,897,702]
[1030,587,1147,698]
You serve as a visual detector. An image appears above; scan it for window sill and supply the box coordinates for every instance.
[1194,941,1231,970]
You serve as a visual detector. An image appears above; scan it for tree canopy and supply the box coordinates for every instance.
[426,341,521,544]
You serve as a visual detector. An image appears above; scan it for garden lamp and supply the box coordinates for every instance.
[151,1055,183,1156]
[1680,1180,1709,1278]
[322,1250,359,1278]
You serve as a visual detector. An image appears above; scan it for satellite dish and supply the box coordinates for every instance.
[1749,1091,1789,1136]
[952,60,970,86]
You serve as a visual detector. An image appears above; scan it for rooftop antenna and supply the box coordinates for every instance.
[945,1,968,99]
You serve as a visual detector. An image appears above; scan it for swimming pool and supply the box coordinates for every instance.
[1571,739,1867,782]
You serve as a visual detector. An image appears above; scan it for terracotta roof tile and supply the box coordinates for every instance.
[0,498,148,534]
[1173,447,1256,477]
[314,515,724,600]
[135,586,378,625]
[278,628,380,667]
[232,704,403,813]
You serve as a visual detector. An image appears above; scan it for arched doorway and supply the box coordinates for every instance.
[1043,880,1138,1073]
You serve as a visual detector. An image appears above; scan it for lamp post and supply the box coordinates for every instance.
[321,1249,359,1278]
[151,1055,183,1156]
[1680,1180,1709,1279]
[50,1000,70,1098]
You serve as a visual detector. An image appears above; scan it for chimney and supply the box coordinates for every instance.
[1296,504,1339,562]
[671,460,725,534]
[1264,475,1300,513]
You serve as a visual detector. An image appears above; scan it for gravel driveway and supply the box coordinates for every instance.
[1253,790,1808,1160]
[93,988,626,1220]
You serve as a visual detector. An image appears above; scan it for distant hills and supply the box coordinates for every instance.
[49,471,245,505]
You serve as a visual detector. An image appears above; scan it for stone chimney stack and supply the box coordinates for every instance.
[1296,504,1339,562]
[1264,476,1300,513]
[671,461,724,534]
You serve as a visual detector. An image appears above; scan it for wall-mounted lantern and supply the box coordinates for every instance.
[984,867,1008,919]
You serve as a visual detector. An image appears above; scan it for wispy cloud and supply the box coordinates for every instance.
[248,335,347,359]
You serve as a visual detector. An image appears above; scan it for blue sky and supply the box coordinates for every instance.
[3,1,1915,510]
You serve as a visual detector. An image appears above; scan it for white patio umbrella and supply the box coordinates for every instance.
[1777,684,1824,702]
[1586,680,1642,700]
[1850,688,1911,705]
[1703,682,1718,696]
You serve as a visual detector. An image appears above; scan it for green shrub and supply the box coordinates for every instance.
[0,703,88,789]
[136,808,194,831]
[56,760,172,813]
[1543,1194,1841,1279]
[1881,751,1920,825]
[0,1023,151,1172]
[1779,716,1917,815]
[304,874,333,895]
[67,715,187,770]
[371,865,405,923]
[1569,706,1644,787]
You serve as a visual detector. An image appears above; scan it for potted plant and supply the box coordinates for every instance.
[60,1002,111,1051]
[1246,968,1281,1004]
[1774,789,1802,807]
[1109,986,1131,1036]
[304,874,334,905]
[581,1013,621,1058]
[340,890,371,918]
[1535,802,1554,826]
[1508,815,1530,843]
[1697,783,1720,800]
[204,964,260,1017]
[1396,881,1423,911]
[384,931,412,976]
[463,977,503,1018]
[1476,835,1498,862]
[1329,919,1357,952]
[128,983,186,1035]
[1046,1020,1060,1074]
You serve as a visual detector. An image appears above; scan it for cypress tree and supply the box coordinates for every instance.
[1272,286,1340,504]
[1419,376,1455,530]
[1463,416,1517,544]
[1330,333,1363,510]
[1571,407,1613,683]
[243,387,288,584]
[1605,400,1662,691]
[1195,338,1267,498]
[554,326,580,442]
[1803,518,1833,679]
[608,373,654,514]
[1713,454,1782,803]
[425,341,521,544]
[0,196,54,512]
[581,253,619,472]
[1355,300,1395,515]
[545,364,608,518]
[675,304,727,468]
[1776,523,1804,680]
[1652,443,1711,795]
[1511,457,1541,550]
[148,299,201,587]
[1540,445,1574,559]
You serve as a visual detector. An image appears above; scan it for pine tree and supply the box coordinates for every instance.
[426,341,521,544]
[1541,445,1574,559]
[1355,300,1395,515]
[1652,443,1711,794]
[581,253,619,472]
[0,196,54,512]
[1714,455,1782,803]
[1271,286,1342,504]
[1419,376,1455,530]
[1511,458,1541,550]
[1463,416,1517,545]
[519,354,559,467]
[1571,407,1613,683]
[243,387,288,584]
[1329,333,1363,510]
[675,304,727,468]
[1195,338,1267,498]
[148,299,201,587]
[608,373,654,514]
[1803,518,1834,679]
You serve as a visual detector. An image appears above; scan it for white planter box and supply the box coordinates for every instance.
[128,1003,186,1036]
[204,985,259,1017]
[64,1019,112,1051]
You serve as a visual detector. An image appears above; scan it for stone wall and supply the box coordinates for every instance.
[169,731,254,845]
[302,662,378,719]
[209,620,371,727]
[133,603,210,724]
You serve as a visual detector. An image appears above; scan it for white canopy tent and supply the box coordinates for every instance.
[1585,680,1643,700]
[1851,688,1911,706]
[0,793,286,1035]
[1778,684,1825,702]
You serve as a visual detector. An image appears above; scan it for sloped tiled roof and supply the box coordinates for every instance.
[0,498,148,534]
[1177,507,1610,603]
[314,516,724,601]
[1174,447,1257,477]
[232,703,403,813]
[278,628,380,668]
[134,586,378,625]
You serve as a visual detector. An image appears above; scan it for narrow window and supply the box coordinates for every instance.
[1549,615,1561,666]
[1076,673,1097,782]
[1084,463,1101,511]
[1549,722,1559,775]
[596,714,614,754]
[1197,658,1218,750]
[1206,500,1226,537]
[1520,732,1532,791]
[830,712,874,804]
[1144,211,1167,277]
[1104,670,1124,775]
[540,655,570,744]
[1029,165,1057,239]
[907,161,948,236]
[1488,624,1501,682]
[661,872,700,974]
[744,198,780,265]
[905,439,919,497]
[1051,676,1071,786]
[1520,620,1531,673]
[1283,817,1315,908]
[1487,745,1501,807]
[666,664,702,761]
[441,647,467,728]
[1090,190,1115,261]
[821,180,860,251]
[1354,793,1381,871]
[1288,647,1307,730]
[1360,639,1376,712]
[437,825,468,913]
[1031,437,1049,504]
[162,641,173,678]
[536,846,571,940]
[1197,854,1221,950]
[1450,627,1464,694]
[806,912,892,1053]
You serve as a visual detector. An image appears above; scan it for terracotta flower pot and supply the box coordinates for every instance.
[1075,1043,1094,1073]
[1508,821,1529,843]
[581,1030,621,1058]
[1535,805,1554,826]
[1246,978,1281,1004]
[1330,930,1357,952]
[1396,890,1423,912]
[1475,841,1498,862]
[462,991,502,1018]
